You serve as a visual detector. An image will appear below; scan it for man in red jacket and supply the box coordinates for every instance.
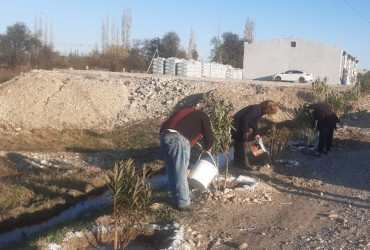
[160,108,214,211]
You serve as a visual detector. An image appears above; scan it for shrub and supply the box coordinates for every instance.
[200,92,234,188]
[343,85,361,101]
[267,124,292,163]
[358,71,370,95]
[291,106,312,137]
[325,91,346,113]
[311,77,328,102]
[108,159,152,250]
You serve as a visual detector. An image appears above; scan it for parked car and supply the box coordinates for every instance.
[273,70,313,83]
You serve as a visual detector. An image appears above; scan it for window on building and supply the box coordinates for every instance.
[291,41,296,47]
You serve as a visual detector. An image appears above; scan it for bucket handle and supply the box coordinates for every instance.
[257,137,267,153]
[197,151,217,167]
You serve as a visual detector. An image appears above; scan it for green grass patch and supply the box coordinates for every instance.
[149,191,177,224]
[0,74,13,84]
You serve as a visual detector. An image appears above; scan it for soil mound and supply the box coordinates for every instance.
[0,69,316,130]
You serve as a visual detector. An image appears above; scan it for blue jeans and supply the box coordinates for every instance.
[160,132,191,208]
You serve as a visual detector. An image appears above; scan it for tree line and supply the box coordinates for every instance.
[0,17,255,74]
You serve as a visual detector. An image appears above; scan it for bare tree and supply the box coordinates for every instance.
[33,13,53,47]
[39,15,42,41]
[101,21,106,52]
[121,7,132,49]
[49,23,54,49]
[111,18,120,46]
[215,19,222,63]
[210,19,222,63]
[101,14,109,52]
[244,17,255,43]
[44,17,48,46]
[188,27,198,60]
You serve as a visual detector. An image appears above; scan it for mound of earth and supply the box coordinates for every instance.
[0,68,327,131]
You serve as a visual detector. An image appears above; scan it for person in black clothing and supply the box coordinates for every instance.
[305,103,339,155]
[159,108,214,211]
[232,100,278,170]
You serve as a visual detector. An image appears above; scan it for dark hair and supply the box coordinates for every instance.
[260,100,278,115]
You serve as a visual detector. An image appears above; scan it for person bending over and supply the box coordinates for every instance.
[232,100,277,170]
[159,108,214,211]
[305,103,339,156]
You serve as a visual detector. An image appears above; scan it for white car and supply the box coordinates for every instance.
[273,70,313,83]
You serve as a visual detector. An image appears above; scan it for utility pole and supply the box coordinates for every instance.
[147,48,159,73]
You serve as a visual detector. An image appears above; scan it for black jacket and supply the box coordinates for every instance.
[309,103,339,130]
[232,104,262,141]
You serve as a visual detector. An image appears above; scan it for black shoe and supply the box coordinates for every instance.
[313,152,321,157]
[177,203,199,211]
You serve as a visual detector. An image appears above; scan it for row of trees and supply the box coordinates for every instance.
[0,17,256,73]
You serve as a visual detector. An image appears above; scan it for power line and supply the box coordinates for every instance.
[343,0,370,25]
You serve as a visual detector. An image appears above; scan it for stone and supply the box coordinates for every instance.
[328,213,339,219]
[238,242,248,249]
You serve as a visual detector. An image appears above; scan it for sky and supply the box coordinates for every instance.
[1,0,370,70]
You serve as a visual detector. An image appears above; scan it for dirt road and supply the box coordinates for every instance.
[178,143,369,249]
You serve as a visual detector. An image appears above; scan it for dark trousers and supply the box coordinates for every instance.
[318,127,334,153]
[233,140,250,168]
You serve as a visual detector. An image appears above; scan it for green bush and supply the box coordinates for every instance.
[201,92,234,189]
[311,77,328,102]
[358,71,370,95]
[325,91,346,113]
[267,124,292,163]
[108,159,152,249]
[343,85,361,101]
[291,106,312,137]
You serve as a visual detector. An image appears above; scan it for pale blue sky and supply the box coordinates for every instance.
[1,0,370,69]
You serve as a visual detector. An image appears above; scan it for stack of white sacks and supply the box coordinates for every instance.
[152,57,242,79]
[153,57,166,75]
[201,62,211,77]
[164,57,182,76]
[227,68,243,79]
[210,63,226,78]
[225,66,243,79]
[177,59,202,77]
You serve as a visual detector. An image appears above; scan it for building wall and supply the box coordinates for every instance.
[243,37,347,85]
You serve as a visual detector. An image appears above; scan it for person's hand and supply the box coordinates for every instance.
[255,135,260,141]
[203,149,211,155]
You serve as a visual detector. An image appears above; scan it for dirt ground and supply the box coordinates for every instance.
[181,137,370,249]
[0,69,369,249]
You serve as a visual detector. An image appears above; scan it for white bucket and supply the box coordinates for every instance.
[188,152,218,190]
[250,138,267,157]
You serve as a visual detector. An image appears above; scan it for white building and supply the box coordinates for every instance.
[243,37,358,85]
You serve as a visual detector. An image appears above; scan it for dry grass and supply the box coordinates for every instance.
[0,119,161,152]
[0,160,109,222]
